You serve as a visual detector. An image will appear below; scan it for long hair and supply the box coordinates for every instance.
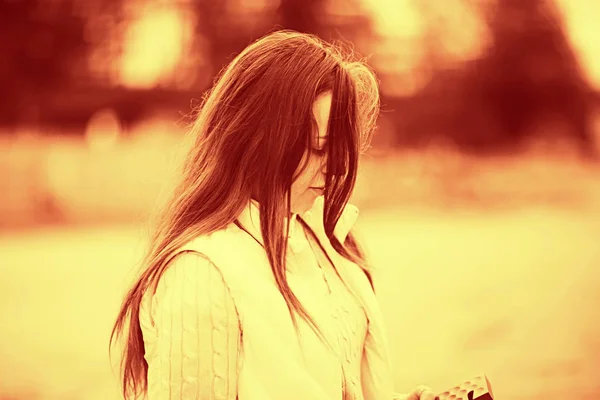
[109,29,380,399]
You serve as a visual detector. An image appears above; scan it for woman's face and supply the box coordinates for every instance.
[290,92,332,214]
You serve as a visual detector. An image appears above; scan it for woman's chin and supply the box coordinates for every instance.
[291,193,320,215]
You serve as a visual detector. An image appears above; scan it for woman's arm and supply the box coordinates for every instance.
[147,252,240,400]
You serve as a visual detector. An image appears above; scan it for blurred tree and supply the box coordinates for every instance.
[0,0,124,129]
[0,0,86,125]
[188,0,379,90]
[277,0,327,35]
[396,0,597,157]
[189,0,269,85]
[188,0,334,80]
[0,0,383,135]
[474,0,597,156]
[276,0,379,51]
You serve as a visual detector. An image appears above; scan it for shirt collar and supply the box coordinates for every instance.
[236,198,306,253]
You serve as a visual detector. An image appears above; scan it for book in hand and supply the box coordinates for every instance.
[438,374,494,400]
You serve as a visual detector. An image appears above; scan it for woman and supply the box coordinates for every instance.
[110,30,439,400]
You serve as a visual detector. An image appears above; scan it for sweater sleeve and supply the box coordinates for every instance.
[146,251,240,400]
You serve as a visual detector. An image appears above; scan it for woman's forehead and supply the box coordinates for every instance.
[312,92,332,141]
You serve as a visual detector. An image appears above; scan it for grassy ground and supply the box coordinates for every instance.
[361,206,600,399]
[1,201,599,399]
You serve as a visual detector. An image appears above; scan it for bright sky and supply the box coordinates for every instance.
[554,0,600,88]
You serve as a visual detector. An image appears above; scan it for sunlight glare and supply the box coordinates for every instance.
[555,0,600,89]
[118,3,191,89]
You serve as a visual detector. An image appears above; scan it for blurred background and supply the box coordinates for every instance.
[1,0,600,399]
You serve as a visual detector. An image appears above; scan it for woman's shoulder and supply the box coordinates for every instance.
[160,250,216,286]
[141,251,238,328]
[156,251,233,305]
[176,222,250,255]
[174,224,274,279]
[145,251,220,304]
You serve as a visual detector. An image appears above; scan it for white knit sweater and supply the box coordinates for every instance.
[139,198,399,399]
